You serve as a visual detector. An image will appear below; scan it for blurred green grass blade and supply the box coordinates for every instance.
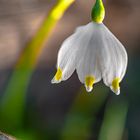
[0,70,32,130]
[0,0,75,131]
[98,98,128,140]
[15,0,75,70]
[61,86,108,140]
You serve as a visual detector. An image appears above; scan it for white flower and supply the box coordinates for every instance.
[51,0,128,95]
[51,22,128,95]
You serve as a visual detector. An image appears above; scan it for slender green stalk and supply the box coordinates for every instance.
[16,0,75,70]
[98,99,128,140]
[61,86,108,140]
[0,0,75,131]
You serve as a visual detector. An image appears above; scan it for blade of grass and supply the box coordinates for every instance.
[0,0,75,132]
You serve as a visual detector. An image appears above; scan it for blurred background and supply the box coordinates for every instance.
[0,0,140,139]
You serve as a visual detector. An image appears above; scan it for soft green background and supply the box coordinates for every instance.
[0,0,139,139]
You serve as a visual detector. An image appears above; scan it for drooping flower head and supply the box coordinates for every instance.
[51,0,128,95]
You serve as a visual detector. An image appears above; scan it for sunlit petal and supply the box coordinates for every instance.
[99,24,128,94]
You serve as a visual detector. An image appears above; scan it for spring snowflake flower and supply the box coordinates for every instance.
[51,0,128,95]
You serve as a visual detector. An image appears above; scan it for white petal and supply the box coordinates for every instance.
[52,26,86,83]
[51,33,78,83]
[110,85,120,95]
[55,23,94,81]
[76,47,101,92]
[57,35,77,81]
[76,22,102,91]
[99,24,128,94]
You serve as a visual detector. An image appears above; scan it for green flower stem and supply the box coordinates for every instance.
[16,0,75,70]
[61,86,108,140]
[98,99,128,140]
[0,0,75,131]
[91,0,105,23]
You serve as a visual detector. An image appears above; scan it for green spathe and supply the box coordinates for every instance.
[91,0,105,23]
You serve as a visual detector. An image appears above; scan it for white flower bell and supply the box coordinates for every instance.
[51,0,128,95]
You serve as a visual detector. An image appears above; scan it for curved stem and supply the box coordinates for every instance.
[0,0,75,132]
